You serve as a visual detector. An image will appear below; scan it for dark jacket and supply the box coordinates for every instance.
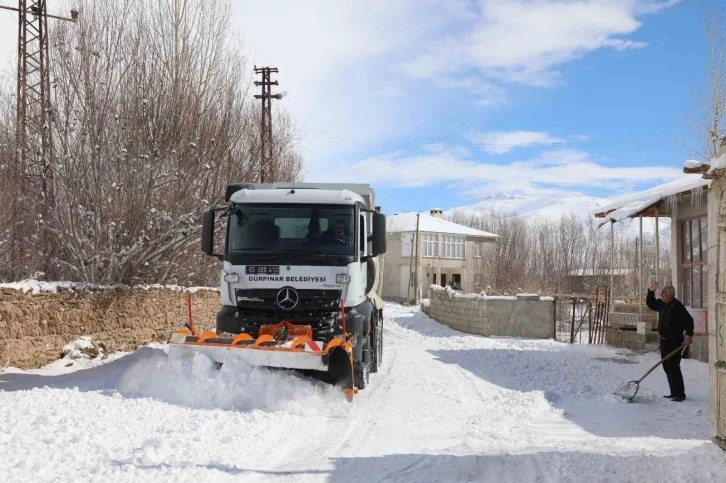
[646,290,694,340]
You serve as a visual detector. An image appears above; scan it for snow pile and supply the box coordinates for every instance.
[0,279,218,294]
[61,336,98,360]
[117,349,348,417]
[0,280,110,294]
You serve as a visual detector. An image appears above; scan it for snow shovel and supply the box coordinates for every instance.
[614,344,686,402]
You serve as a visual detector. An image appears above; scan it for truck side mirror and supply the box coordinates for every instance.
[371,212,387,256]
[201,210,222,259]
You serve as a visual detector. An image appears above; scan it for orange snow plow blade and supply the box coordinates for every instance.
[167,322,355,396]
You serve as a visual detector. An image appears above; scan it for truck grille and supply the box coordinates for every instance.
[234,288,342,339]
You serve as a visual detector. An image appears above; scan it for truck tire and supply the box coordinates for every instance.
[370,311,380,373]
[354,361,369,389]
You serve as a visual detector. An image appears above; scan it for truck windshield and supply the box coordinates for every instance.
[227,204,355,256]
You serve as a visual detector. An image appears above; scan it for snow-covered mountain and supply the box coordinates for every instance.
[448,193,609,221]
[447,193,670,237]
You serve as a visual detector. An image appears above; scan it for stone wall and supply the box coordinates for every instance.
[0,283,220,369]
[422,286,554,339]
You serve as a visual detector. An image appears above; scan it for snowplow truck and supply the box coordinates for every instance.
[168,183,387,398]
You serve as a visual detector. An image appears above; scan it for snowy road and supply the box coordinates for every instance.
[1,304,725,482]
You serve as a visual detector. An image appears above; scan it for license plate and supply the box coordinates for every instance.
[245,265,280,275]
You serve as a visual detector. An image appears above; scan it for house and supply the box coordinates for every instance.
[593,172,711,361]
[382,208,498,303]
[565,268,633,295]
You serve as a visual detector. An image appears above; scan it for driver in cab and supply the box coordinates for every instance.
[321,220,350,247]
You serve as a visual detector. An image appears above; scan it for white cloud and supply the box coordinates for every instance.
[472,130,566,154]
[403,0,678,88]
[314,146,683,196]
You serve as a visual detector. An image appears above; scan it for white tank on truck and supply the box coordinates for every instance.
[168,182,387,398]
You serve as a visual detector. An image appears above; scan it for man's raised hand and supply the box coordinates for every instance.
[648,281,659,292]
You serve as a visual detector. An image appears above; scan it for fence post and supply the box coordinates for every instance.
[553,297,557,340]
[570,297,576,343]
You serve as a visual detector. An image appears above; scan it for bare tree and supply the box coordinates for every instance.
[0,0,304,284]
[687,1,726,162]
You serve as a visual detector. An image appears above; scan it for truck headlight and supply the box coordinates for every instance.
[336,274,351,284]
[224,273,239,283]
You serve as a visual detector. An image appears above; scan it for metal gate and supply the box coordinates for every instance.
[554,286,610,344]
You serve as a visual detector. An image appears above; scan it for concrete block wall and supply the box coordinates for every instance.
[423,286,554,339]
[605,326,709,362]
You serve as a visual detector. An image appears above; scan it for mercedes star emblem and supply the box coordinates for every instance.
[276,287,299,310]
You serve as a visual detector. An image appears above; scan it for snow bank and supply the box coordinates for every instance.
[118,349,349,417]
[0,279,218,295]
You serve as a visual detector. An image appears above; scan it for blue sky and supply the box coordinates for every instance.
[230,0,715,215]
[0,1,713,215]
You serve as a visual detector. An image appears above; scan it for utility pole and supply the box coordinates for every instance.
[2,2,78,278]
[413,213,421,304]
[254,66,285,183]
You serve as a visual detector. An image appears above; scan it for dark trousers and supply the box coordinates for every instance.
[661,339,685,397]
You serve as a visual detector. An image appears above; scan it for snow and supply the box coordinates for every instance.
[569,268,631,277]
[593,174,711,224]
[1,304,724,482]
[0,279,218,295]
[61,336,95,359]
[448,192,670,237]
[430,284,551,301]
[449,192,609,223]
[387,212,498,237]
[708,152,726,173]
[685,159,706,169]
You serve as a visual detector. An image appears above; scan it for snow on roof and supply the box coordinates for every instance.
[387,212,498,238]
[707,152,726,175]
[684,160,706,170]
[592,174,710,224]
[568,268,631,277]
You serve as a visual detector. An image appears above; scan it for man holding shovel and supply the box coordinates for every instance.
[646,281,694,402]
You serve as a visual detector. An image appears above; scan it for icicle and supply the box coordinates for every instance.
[665,194,679,217]
[690,185,704,208]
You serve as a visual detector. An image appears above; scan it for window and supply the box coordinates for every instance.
[440,273,447,286]
[681,217,708,309]
[227,204,352,255]
[451,274,461,290]
[400,233,416,257]
[442,234,465,258]
[423,233,438,257]
[474,241,483,258]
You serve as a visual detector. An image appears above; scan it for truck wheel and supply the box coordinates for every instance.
[369,328,378,374]
[369,312,380,373]
[354,361,369,389]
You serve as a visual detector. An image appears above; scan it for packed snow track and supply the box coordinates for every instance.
[1,304,724,482]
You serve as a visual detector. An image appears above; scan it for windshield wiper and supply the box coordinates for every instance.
[230,247,279,254]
